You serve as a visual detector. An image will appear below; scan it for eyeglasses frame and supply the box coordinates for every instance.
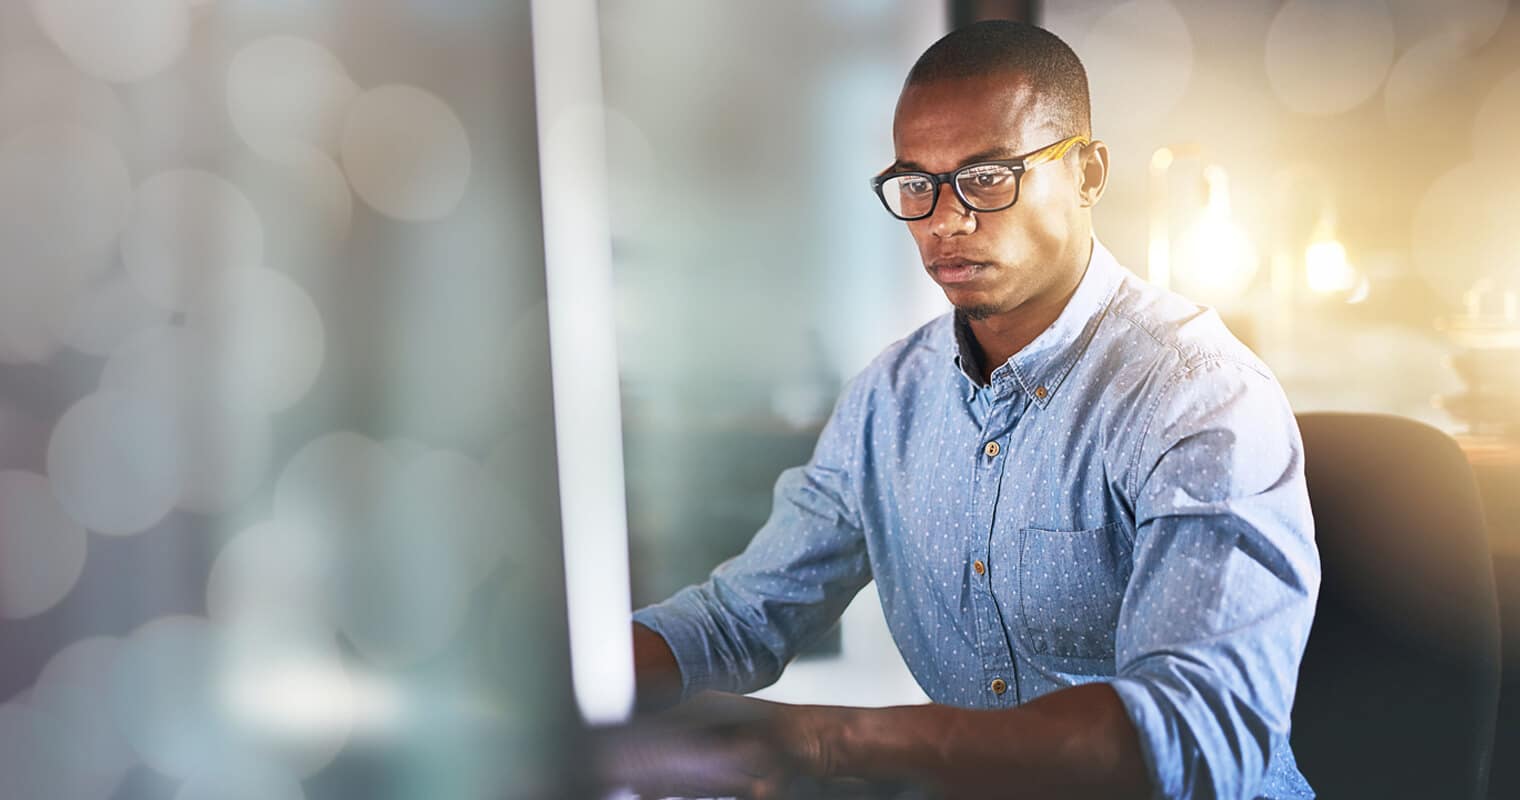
[870,134,1092,221]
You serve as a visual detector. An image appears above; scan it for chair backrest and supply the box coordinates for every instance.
[1291,413,1501,799]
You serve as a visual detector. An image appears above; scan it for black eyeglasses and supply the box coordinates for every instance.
[870,134,1090,221]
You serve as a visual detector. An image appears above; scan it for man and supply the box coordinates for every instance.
[621,20,1319,800]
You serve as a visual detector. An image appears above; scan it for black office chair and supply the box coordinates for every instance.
[1291,413,1501,799]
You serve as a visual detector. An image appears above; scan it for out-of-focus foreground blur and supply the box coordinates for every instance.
[1,1,583,798]
[1,1,1518,798]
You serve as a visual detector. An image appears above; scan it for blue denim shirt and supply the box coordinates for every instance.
[634,240,1320,799]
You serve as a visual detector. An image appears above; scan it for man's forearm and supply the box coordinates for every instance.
[628,622,1150,796]
[802,682,1151,799]
[632,622,684,711]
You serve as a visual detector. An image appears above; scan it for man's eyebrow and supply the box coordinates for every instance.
[889,147,1023,173]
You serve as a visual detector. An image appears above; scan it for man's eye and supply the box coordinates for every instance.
[902,178,933,195]
[964,168,1011,188]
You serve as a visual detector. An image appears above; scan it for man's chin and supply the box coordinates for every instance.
[956,303,1002,321]
[938,280,1013,320]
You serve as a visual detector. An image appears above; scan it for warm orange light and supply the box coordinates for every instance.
[1305,239,1357,295]
[1175,166,1259,302]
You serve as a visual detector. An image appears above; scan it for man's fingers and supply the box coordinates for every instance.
[595,722,795,799]
[750,774,787,800]
[658,690,779,729]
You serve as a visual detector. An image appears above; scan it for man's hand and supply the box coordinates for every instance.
[596,693,831,800]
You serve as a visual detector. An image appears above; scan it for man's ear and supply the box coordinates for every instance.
[1077,139,1109,208]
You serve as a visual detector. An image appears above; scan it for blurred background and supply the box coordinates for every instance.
[1,1,1518,798]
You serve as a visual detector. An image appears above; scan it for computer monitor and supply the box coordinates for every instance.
[0,1,598,797]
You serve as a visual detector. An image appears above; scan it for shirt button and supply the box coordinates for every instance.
[990,678,1007,695]
[972,559,986,576]
[1034,386,1048,400]
[983,440,1000,457]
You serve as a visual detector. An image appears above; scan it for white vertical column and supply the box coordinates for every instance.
[530,0,634,726]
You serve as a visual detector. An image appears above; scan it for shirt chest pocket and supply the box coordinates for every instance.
[1016,523,1130,660]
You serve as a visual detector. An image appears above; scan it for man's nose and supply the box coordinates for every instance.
[928,182,975,237]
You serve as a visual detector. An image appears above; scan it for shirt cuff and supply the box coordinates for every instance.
[1109,676,1183,800]
[632,599,718,699]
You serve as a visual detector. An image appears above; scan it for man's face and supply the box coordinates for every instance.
[891,72,1091,320]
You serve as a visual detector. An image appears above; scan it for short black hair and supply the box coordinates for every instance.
[905,20,1091,137]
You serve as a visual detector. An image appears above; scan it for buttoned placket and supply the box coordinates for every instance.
[964,372,1025,706]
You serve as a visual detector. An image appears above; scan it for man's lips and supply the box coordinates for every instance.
[929,258,990,285]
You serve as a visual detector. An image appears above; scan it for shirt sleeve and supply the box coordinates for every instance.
[1108,358,1320,799]
[631,376,874,698]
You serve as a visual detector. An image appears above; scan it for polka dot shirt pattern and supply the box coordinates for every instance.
[634,240,1321,799]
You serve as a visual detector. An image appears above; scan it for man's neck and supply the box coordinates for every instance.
[965,311,1053,384]
[965,244,1092,385]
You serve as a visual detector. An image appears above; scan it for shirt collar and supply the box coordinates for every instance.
[950,238,1125,407]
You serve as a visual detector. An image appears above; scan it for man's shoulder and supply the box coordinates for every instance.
[1099,271,1272,382]
[1087,271,1296,486]
[822,313,958,421]
[854,312,955,386]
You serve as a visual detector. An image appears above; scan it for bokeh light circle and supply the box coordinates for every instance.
[226,36,358,160]
[0,470,87,619]
[274,432,474,666]
[383,437,429,464]
[1474,67,1520,168]
[340,84,472,221]
[207,519,340,633]
[1079,0,1194,130]
[388,449,508,588]
[120,169,265,311]
[0,123,130,363]
[185,267,326,414]
[339,513,472,667]
[29,0,190,84]
[109,616,231,779]
[1411,160,1520,306]
[1386,0,1507,53]
[100,324,214,396]
[58,272,172,358]
[1383,34,1470,127]
[1265,0,1395,115]
[31,636,137,798]
[46,390,183,536]
[0,122,131,275]
[274,432,394,544]
[35,638,122,703]
[102,325,275,513]
[0,46,129,141]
